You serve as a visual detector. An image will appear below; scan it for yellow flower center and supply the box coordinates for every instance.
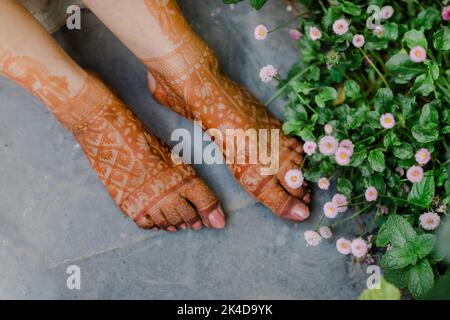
[413,171,419,177]
[259,29,266,36]
[291,176,298,182]
[384,117,391,123]
[313,30,319,36]
[415,50,422,58]
[340,153,348,160]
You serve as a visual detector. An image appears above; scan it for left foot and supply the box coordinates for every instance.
[144,34,311,222]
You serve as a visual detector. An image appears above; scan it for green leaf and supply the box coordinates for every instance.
[393,143,413,160]
[407,259,434,299]
[383,131,400,149]
[249,0,267,9]
[433,27,450,51]
[315,87,337,108]
[411,73,434,97]
[359,277,401,300]
[376,222,391,247]
[368,149,386,172]
[412,125,439,143]
[419,102,439,125]
[350,149,367,167]
[374,88,393,111]
[344,79,360,98]
[386,215,417,248]
[414,234,436,260]
[382,22,398,41]
[415,7,440,31]
[386,53,427,84]
[381,244,417,269]
[337,177,353,196]
[403,29,428,49]
[384,267,408,289]
[408,173,435,208]
[341,1,361,16]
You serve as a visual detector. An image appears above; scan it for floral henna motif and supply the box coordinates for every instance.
[0,47,219,229]
[142,33,309,219]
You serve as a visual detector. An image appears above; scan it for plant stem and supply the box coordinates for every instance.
[315,214,326,231]
[330,204,373,228]
[266,68,309,106]
[296,93,319,115]
[359,48,390,89]
[355,129,387,146]
[269,13,308,34]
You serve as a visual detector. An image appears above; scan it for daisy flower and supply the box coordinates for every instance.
[407,166,424,183]
[319,135,339,156]
[284,169,304,189]
[332,19,349,35]
[309,26,322,41]
[303,141,317,156]
[319,226,333,239]
[419,212,440,231]
[332,194,348,213]
[254,24,269,40]
[380,113,396,129]
[442,6,450,21]
[374,25,384,37]
[380,6,394,20]
[324,124,333,135]
[352,34,365,48]
[336,238,352,255]
[351,238,368,258]
[259,65,278,83]
[318,177,330,190]
[335,148,352,166]
[339,139,354,154]
[380,205,389,215]
[415,148,431,166]
[365,187,378,202]
[410,46,427,63]
[304,230,322,246]
[323,201,339,219]
[288,29,302,40]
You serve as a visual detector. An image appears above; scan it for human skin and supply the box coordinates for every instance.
[83,0,311,222]
[0,0,226,232]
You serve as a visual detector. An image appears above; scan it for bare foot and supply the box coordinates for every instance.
[144,34,310,222]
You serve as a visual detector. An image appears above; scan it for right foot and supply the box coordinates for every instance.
[0,48,224,231]
[72,75,226,231]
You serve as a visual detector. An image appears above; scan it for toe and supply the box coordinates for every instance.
[277,160,306,198]
[182,177,226,229]
[258,179,309,222]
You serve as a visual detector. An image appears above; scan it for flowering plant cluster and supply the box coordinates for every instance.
[246,0,450,299]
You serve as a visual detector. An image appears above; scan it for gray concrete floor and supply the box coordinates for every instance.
[0,1,368,299]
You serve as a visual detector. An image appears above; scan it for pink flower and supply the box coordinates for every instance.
[288,29,302,40]
[335,148,352,166]
[284,169,304,189]
[309,26,322,41]
[410,46,427,63]
[319,226,333,239]
[396,166,405,177]
[339,139,354,154]
[318,177,330,190]
[380,113,396,129]
[380,205,389,215]
[442,6,450,21]
[323,201,339,219]
[365,186,378,202]
[332,194,348,213]
[351,238,368,258]
[352,34,365,48]
[336,238,352,255]
[332,19,349,35]
[303,141,317,156]
[319,135,339,156]
[254,24,269,40]
[304,230,322,246]
[259,65,278,83]
[380,6,394,20]
[415,148,431,165]
[325,124,333,135]
[407,166,424,183]
[374,25,384,37]
[419,212,440,231]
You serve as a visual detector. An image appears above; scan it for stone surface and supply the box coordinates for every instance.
[0,0,368,299]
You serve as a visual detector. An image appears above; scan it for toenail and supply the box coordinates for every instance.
[166,226,177,233]
[292,203,310,220]
[180,223,188,230]
[192,221,203,230]
[208,207,226,229]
